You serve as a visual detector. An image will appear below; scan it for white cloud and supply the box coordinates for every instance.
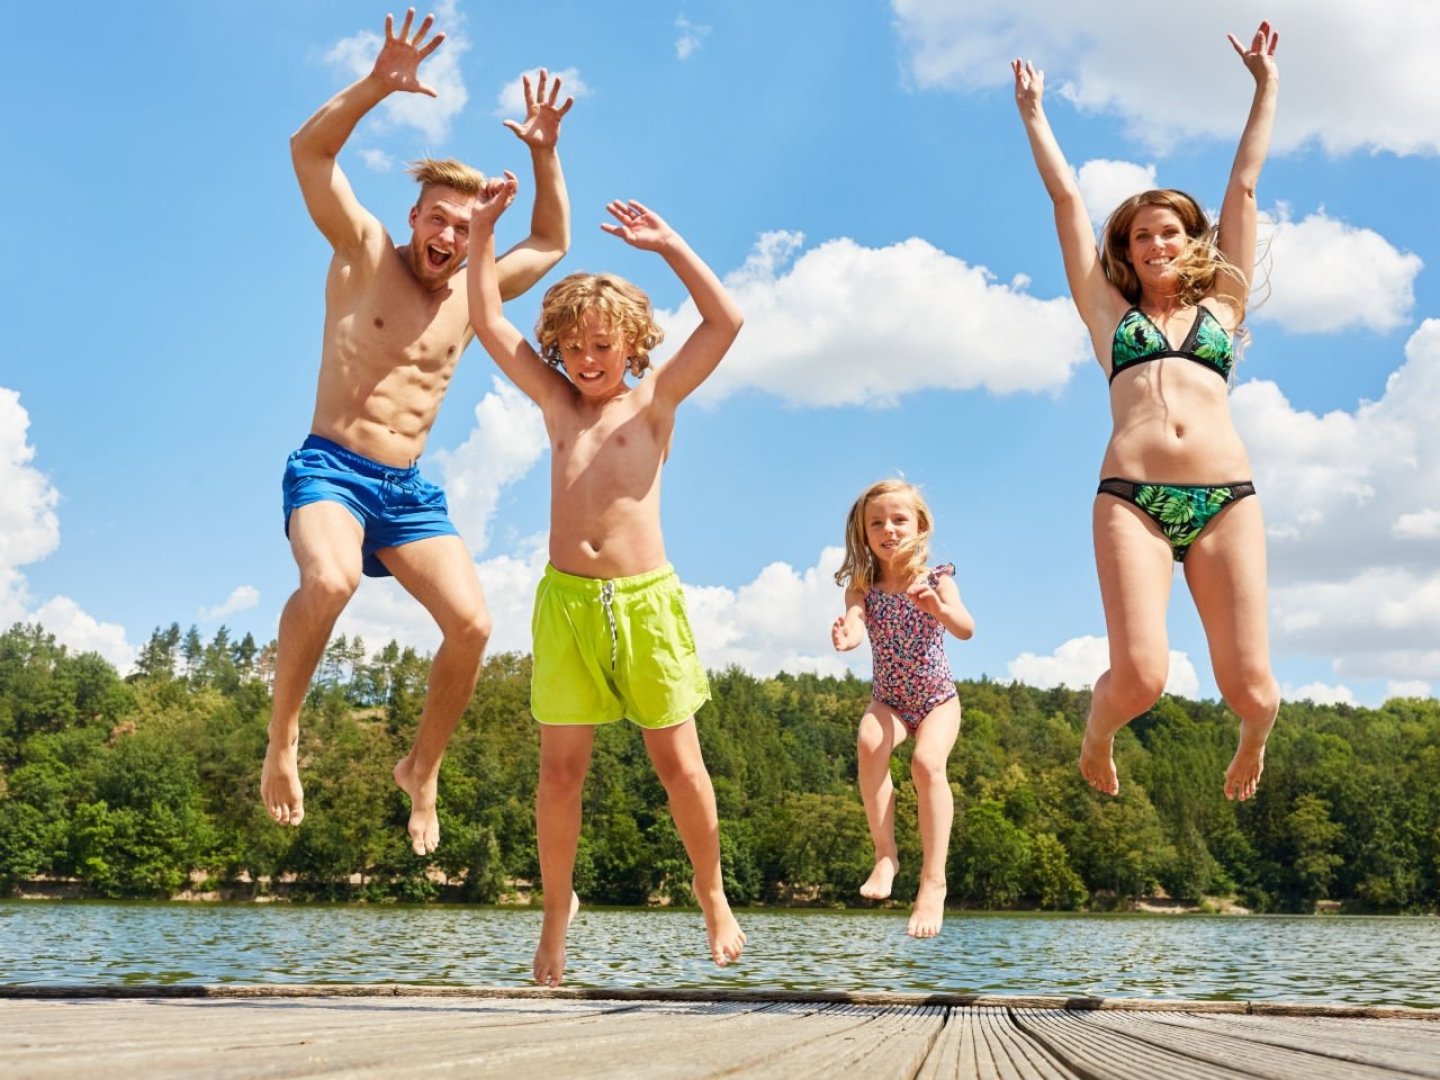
[1281,681,1356,706]
[32,597,135,672]
[1393,509,1440,540]
[326,0,469,144]
[334,539,549,658]
[430,379,548,556]
[1231,319,1440,679]
[0,389,59,571]
[675,17,710,60]
[495,67,591,119]
[1075,159,1156,227]
[1252,207,1422,333]
[200,585,260,622]
[893,0,1440,156]
[656,231,1090,408]
[359,148,394,172]
[0,388,134,671]
[1386,680,1432,700]
[684,549,854,678]
[1007,634,1200,698]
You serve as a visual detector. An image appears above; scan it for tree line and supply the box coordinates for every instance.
[2,620,1437,912]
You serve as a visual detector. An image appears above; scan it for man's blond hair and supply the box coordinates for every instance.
[407,158,487,203]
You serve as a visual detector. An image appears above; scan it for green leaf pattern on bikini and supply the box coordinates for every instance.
[1135,483,1234,547]
[1193,315,1233,362]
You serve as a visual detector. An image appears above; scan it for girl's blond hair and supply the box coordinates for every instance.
[834,479,933,592]
[1099,188,1253,322]
[535,272,664,377]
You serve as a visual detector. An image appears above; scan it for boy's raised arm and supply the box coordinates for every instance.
[468,174,569,407]
[495,70,574,300]
[292,9,442,256]
[602,201,743,407]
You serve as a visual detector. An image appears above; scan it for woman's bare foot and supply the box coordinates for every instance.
[1225,715,1274,801]
[392,755,439,855]
[907,878,947,939]
[261,741,304,826]
[693,878,746,966]
[860,855,898,900]
[1079,716,1120,796]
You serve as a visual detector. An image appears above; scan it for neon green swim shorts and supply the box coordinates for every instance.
[531,563,711,729]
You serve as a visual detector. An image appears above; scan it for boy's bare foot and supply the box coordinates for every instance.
[860,855,898,900]
[693,878,746,966]
[907,878,947,939]
[261,741,304,826]
[1225,715,1274,802]
[533,901,574,987]
[392,756,439,855]
[1079,716,1120,796]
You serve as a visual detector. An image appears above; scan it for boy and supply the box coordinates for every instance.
[468,175,745,986]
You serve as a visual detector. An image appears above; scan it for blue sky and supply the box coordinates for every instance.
[4,0,1439,708]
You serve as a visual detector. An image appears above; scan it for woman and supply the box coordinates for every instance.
[1012,23,1280,801]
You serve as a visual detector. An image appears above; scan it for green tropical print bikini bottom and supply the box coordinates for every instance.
[1098,477,1257,562]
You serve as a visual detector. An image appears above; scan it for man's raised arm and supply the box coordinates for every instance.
[496,69,574,300]
[291,9,444,255]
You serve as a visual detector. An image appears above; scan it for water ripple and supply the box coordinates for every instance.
[1,903,1437,1007]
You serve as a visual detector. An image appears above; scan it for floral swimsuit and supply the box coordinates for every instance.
[864,564,958,731]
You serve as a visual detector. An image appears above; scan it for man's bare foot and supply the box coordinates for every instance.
[1079,716,1120,796]
[533,903,572,987]
[261,741,304,826]
[907,878,947,939]
[693,878,745,967]
[392,756,439,855]
[1225,715,1274,801]
[860,855,898,900]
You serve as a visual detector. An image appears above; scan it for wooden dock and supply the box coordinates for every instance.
[4,986,1439,1078]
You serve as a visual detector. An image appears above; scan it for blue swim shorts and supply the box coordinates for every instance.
[281,434,459,578]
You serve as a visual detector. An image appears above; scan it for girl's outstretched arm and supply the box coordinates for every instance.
[1213,22,1280,321]
[908,574,974,641]
[1011,58,1118,331]
[832,587,867,652]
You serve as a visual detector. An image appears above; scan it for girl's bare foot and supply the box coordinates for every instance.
[392,756,439,855]
[693,878,746,966]
[907,878,947,939]
[1079,717,1120,796]
[261,742,304,826]
[860,855,898,900]
[1225,715,1274,801]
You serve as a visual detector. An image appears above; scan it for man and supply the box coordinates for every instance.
[260,8,572,854]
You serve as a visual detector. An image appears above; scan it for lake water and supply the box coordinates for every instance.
[2,903,1438,1007]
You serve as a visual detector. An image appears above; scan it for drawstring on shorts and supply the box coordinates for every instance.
[599,580,618,669]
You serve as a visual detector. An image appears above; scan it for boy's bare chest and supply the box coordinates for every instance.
[553,405,666,485]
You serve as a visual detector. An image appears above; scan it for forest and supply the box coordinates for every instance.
[2,620,1437,913]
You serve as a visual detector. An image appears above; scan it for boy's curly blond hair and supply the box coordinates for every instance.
[535,273,665,377]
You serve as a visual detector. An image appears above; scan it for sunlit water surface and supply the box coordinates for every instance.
[2,903,1437,1007]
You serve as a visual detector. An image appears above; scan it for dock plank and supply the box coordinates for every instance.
[1103,1012,1440,1078]
[918,1006,1080,1080]
[4,991,1439,1080]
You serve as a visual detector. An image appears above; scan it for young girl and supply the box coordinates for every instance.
[832,479,974,938]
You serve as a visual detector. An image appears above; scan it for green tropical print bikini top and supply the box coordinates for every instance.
[1109,304,1234,384]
